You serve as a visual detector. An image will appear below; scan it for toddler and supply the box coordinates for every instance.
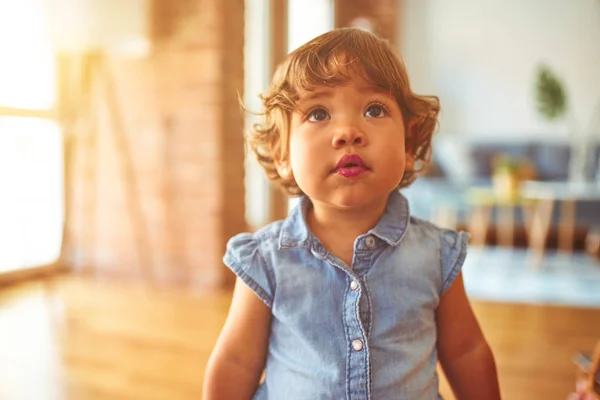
[203,28,501,400]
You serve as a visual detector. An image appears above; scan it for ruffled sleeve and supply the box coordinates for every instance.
[440,229,470,295]
[223,233,275,308]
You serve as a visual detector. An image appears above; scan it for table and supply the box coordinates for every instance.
[521,181,600,257]
[467,187,534,247]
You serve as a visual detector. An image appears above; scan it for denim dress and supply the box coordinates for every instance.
[223,190,469,400]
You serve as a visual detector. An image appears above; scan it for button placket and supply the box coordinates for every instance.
[344,271,370,399]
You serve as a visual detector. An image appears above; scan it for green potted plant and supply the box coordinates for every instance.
[535,65,567,120]
[534,64,598,183]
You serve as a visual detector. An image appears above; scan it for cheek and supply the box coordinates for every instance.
[289,131,322,164]
[288,135,309,176]
[379,141,406,162]
[392,152,407,174]
[377,144,407,181]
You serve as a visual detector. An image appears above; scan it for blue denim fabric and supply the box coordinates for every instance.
[223,190,469,400]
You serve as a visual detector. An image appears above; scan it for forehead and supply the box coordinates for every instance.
[295,79,393,103]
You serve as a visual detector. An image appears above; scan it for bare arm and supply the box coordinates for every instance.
[436,272,501,400]
[203,278,272,400]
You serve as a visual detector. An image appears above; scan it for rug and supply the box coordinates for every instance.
[462,246,600,308]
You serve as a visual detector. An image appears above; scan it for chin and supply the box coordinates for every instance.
[303,177,400,209]
[330,189,390,209]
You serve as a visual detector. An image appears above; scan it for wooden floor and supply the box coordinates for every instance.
[0,273,599,400]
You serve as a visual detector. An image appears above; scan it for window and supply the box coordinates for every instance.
[0,0,63,273]
[287,0,334,52]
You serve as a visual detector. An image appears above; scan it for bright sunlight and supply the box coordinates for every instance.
[0,0,63,273]
[0,0,55,109]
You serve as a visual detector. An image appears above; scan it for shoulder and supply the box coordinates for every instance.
[223,220,286,309]
[225,219,288,273]
[407,215,444,239]
[226,219,285,255]
[406,216,465,251]
[407,216,469,248]
[405,216,470,294]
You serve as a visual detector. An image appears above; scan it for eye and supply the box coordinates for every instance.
[365,103,387,118]
[307,108,330,122]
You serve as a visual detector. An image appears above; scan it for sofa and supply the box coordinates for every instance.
[402,137,600,245]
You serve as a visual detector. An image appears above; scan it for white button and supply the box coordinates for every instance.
[365,236,376,249]
[352,339,364,351]
[350,280,359,291]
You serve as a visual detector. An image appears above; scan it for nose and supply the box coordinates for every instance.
[331,125,367,149]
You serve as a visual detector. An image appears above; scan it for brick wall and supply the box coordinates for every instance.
[62,0,245,289]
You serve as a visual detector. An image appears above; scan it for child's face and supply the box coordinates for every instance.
[283,76,408,210]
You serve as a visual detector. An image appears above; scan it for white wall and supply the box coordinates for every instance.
[400,0,600,142]
[44,0,149,53]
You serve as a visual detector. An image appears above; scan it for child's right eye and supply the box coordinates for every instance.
[307,108,330,122]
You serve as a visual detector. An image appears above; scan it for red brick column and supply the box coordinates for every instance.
[62,0,245,289]
[334,0,399,44]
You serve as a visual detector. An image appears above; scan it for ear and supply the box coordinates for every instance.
[274,158,294,181]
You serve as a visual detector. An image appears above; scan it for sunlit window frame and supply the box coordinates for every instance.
[0,60,67,285]
[0,105,56,119]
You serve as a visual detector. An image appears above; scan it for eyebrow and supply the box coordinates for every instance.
[295,84,394,109]
[300,84,390,98]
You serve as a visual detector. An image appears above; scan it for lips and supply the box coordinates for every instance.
[334,154,368,178]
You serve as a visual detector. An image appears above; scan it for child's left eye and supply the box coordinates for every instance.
[364,104,386,118]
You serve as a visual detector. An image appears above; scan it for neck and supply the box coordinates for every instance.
[306,195,389,244]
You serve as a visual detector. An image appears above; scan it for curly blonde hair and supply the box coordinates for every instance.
[246,28,440,197]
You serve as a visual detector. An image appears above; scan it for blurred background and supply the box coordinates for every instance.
[0,0,599,399]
